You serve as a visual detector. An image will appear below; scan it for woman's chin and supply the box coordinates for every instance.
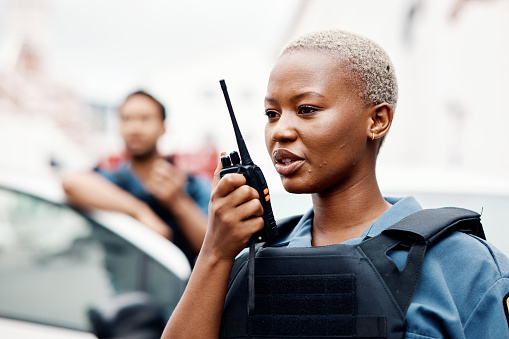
[281,179,313,194]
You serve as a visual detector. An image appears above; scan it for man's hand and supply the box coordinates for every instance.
[144,158,208,254]
[145,159,188,209]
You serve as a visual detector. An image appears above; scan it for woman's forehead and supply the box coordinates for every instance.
[266,50,356,97]
[271,50,353,81]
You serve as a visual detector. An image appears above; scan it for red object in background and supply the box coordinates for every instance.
[96,151,130,171]
[173,145,218,181]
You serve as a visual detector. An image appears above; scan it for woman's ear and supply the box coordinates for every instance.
[367,103,393,140]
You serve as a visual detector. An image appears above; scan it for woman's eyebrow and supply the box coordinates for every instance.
[265,91,324,104]
[293,91,324,101]
[264,97,277,104]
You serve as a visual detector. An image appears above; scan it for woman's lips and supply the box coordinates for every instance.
[272,149,304,176]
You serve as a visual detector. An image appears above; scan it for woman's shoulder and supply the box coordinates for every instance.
[429,230,509,279]
[407,230,509,337]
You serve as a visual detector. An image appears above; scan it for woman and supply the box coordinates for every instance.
[162,30,509,339]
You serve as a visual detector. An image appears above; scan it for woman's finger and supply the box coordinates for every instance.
[212,152,227,189]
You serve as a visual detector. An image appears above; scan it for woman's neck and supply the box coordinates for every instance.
[310,174,391,247]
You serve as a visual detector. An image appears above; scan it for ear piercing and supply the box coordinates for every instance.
[372,132,375,141]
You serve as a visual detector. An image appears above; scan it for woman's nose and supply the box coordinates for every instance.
[270,112,297,143]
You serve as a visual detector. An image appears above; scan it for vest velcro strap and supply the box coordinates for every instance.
[223,317,247,338]
[223,315,386,338]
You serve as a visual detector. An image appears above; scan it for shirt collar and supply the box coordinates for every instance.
[272,196,423,248]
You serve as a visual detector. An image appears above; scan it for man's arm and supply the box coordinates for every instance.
[62,171,171,239]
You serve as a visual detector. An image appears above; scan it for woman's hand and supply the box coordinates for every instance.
[161,154,265,339]
[202,154,265,261]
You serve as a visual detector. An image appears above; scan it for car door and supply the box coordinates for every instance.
[0,185,187,336]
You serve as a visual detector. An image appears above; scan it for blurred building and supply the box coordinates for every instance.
[0,0,103,177]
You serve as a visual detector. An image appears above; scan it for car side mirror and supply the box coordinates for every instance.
[87,291,166,339]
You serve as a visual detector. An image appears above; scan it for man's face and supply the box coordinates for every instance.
[264,50,373,195]
[119,95,165,158]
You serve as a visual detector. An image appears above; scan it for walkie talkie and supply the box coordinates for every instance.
[219,79,278,243]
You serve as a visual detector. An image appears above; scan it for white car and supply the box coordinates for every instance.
[0,172,191,338]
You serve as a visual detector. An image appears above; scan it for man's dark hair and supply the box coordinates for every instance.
[124,90,167,121]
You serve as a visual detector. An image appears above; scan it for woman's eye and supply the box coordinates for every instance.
[264,110,279,119]
[298,105,317,115]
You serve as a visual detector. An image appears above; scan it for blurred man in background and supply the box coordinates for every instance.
[62,90,211,266]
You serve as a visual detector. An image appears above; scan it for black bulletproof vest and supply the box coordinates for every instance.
[220,208,485,339]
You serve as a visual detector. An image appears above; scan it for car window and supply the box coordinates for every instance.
[0,186,182,331]
[146,256,187,317]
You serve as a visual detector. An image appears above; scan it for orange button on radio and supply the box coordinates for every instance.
[265,195,270,202]
[263,188,269,195]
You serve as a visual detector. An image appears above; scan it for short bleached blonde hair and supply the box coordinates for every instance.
[281,30,398,112]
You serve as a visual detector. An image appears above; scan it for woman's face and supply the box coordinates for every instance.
[264,50,373,194]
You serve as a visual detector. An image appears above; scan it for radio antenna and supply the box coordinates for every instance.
[219,79,253,165]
